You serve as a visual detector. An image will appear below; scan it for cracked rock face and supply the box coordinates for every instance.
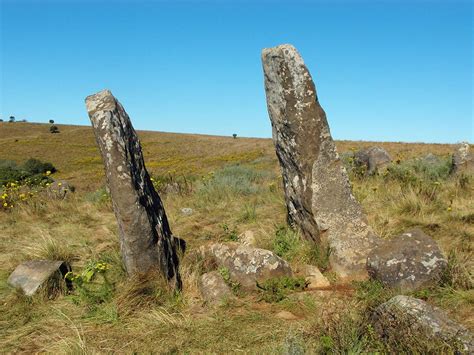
[200,243,292,290]
[85,90,182,289]
[367,229,447,291]
[372,295,473,353]
[261,44,378,280]
[452,142,473,174]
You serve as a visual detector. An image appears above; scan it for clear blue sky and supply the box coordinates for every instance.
[1,0,472,143]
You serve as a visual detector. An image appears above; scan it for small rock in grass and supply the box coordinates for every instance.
[372,295,473,353]
[300,264,330,289]
[8,260,71,296]
[181,207,193,215]
[198,271,233,304]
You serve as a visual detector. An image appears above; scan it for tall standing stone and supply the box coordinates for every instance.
[85,90,182,289]
[262,44,378,280]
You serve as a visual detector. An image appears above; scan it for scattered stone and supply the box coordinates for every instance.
[300,264,330,289]
[8,260,71,296]
[372,295,473,353]
[354,146,392,175]
[200,242,292,290]
[367,229,447,291]
[276,310,298,320]
[261,44,378,280]
[181,207,193,215]
[452,142,473,174]
[198,271,233,305]
[85,89,182,289]
[238,230,257,246]
[47,180,73,199]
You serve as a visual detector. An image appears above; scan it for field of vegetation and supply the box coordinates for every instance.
[0,122,472,353]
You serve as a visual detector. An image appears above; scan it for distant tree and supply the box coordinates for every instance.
[232,133,237,139]
[49,119,54,124]
[0,119,3,122]
[20,119,27,122]
[50,125,60,134]
[9,116,15,123]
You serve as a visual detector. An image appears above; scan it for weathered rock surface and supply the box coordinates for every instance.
[367,229,446,291]
[200,242,292,290]
[47,180,73,199]
[354,146,392,175]
[198,271,233,304]
[85,90,182,289]
[8,260,71,296]
[238,230,257,246]
[372,295,473,353]
[452,142,473,174]
[262,44,378,280]
[300,264,330,289]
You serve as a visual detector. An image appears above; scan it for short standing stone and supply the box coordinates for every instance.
[198,271,233,304]
[8,260,71,296]
[367,229,447,291]
[372,295,473,353]
[200,242,292,290]
[85,90,182,289]
[262,44,378,280]
[47,180,73,199]
[354,146,392,175]
[452,142,473,174]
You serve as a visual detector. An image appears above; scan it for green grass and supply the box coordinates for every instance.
[0,123,472,353]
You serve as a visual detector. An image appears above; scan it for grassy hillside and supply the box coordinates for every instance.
[0,122,472,353]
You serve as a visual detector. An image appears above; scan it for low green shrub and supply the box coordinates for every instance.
[257,276,307,303]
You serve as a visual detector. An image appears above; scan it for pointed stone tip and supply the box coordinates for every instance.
[262,43,297,57]
[85,89,116,115]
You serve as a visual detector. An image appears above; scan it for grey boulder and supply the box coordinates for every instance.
[200,242,292,290]
[372,295,473,353]
[354,146,392,175]
[367,229,447,291]
[8,260,71,296]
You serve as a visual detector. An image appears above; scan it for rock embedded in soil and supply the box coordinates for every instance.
[372,295,473,353]
[200,242,292,290]
[261,43,378,280]
[8,260,71,296]
[354,146,392,175]
[367,229,447,291]
[300,264,330,289]
[198,271,233,305]
[85,89,182,289]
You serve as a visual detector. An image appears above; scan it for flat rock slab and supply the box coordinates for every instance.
[200,242,292,290]
[372,295,473,353]
[8,260,70,296]
[199,271,233,305]
[300,264,330,289]
[367,229,447,291]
